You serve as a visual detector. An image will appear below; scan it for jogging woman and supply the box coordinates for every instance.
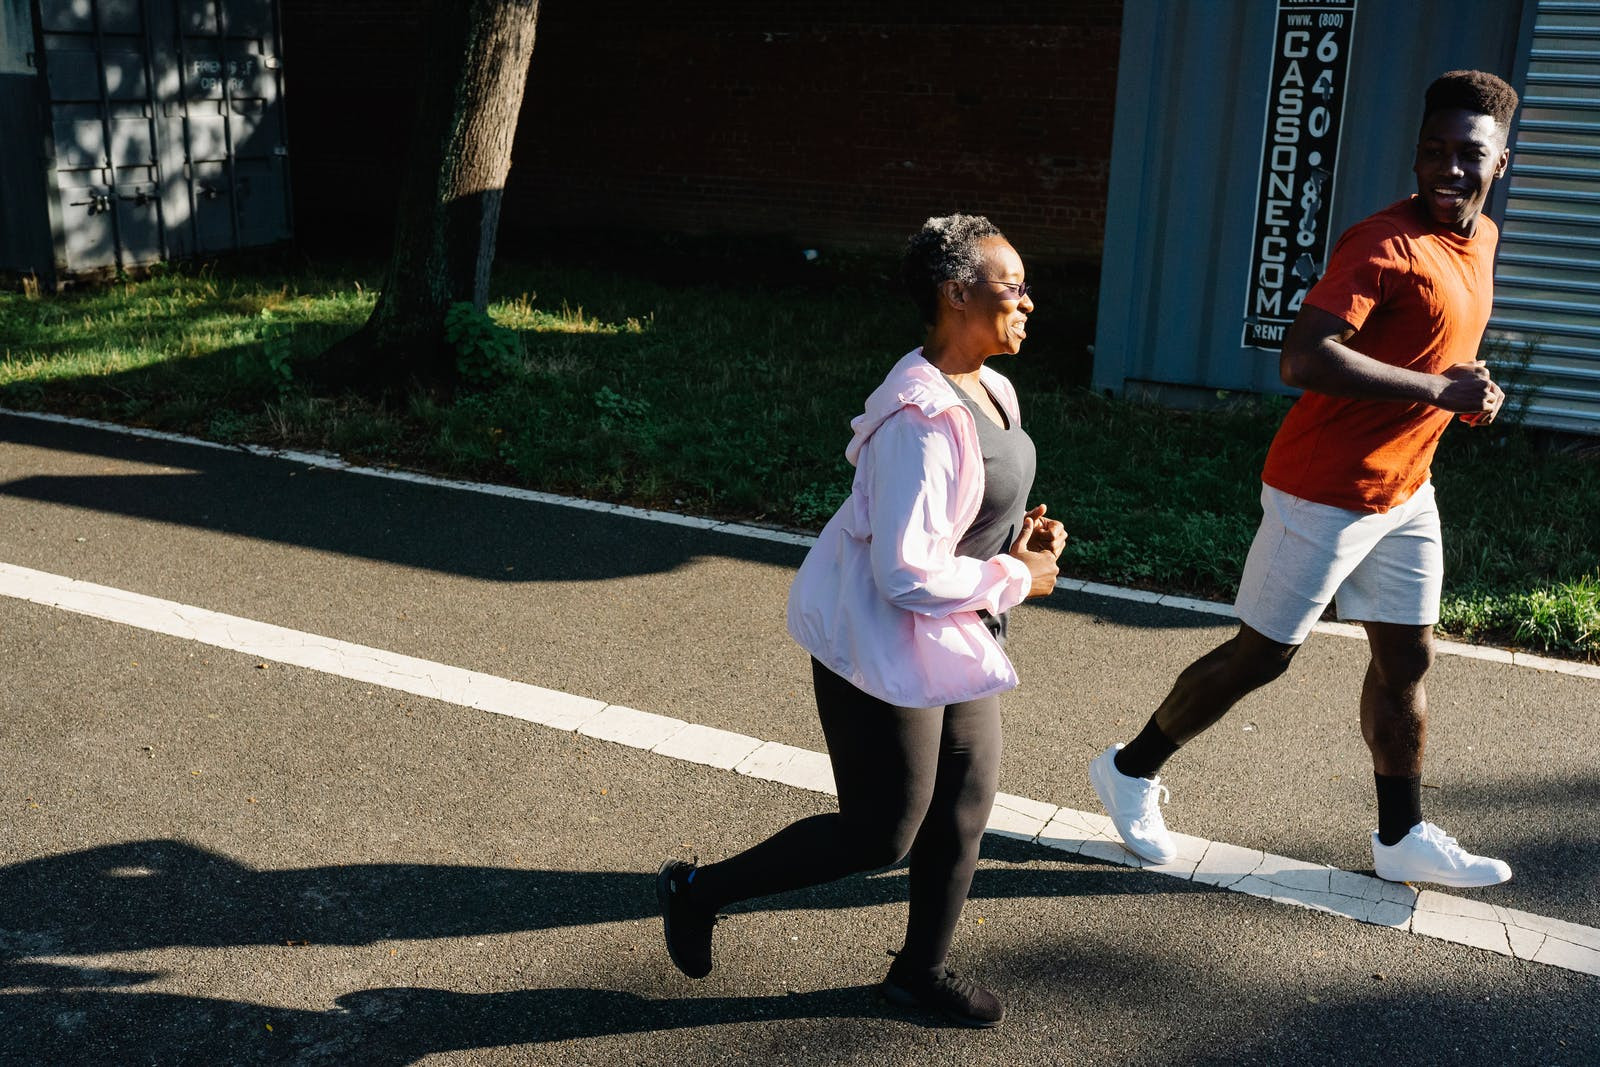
[657,214,1064,1029]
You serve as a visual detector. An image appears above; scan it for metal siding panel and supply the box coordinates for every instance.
[1091,0,1165,394]
[1490,0,1600,433]
[1095,0,1530,405]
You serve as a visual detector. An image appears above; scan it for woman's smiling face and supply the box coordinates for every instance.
[960,237,1033,356]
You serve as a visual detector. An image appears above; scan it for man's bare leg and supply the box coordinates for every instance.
[1091,624,1299,864]
[1114,623,1300,779]
[1361,621,1510,885]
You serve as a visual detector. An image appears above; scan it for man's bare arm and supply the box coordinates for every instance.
[1279,306,1503,421]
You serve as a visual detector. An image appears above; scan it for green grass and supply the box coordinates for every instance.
[1,256,1596,660]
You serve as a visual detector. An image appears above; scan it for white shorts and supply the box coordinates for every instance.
[1234,482,1443,646]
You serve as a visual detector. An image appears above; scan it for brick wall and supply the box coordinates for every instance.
[280,2,1122,265]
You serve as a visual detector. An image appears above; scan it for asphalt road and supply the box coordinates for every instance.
[1,411,1596,1066]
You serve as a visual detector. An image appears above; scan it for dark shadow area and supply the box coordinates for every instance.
[0,835,1197,1063]
[0,411,1237,636]
[0,412,808,584]
[4,835,1594,1064]
[0,837,1178,967]
[7,984,892,1066]
[1000,939,1600,1067]
[1418,772,1600,928]
[487,225,1102,387]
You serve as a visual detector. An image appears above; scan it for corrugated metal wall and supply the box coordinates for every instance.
[1488,0,1600,432]
[1093,0,1525,403]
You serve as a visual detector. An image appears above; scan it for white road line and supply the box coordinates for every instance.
[5,406,1598,681]
[2,561,1596,979]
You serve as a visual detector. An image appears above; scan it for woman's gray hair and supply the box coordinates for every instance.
[902,214,1004,325]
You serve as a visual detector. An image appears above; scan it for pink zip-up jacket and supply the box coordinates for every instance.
[786,348,1034,708]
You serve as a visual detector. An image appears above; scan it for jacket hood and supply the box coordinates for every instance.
[845,349,967,467]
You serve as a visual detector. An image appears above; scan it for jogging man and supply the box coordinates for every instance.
[1090,70,1518,888]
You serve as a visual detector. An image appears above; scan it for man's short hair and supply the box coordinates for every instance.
[903,214,1004,326]
[1422,70,1519,135]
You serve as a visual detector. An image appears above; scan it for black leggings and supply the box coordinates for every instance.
[689,658,1002,975]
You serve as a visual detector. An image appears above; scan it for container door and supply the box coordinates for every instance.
[38,0,165,271]
[163,0,289,257]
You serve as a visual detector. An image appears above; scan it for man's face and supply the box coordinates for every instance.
[1413,108,1511,236]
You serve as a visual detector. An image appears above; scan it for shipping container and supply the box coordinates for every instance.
[0,0,291,283]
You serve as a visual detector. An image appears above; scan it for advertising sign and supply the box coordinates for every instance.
[1241,0,1358,351]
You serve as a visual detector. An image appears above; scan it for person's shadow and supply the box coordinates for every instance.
[0,836,1157,1063]
[10,984,889,1065]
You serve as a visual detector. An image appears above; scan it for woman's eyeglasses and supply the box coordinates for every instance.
[976,279,1032,301]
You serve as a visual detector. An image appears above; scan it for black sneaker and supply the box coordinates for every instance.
[881,962,1005,1029]
[656,858,716,979]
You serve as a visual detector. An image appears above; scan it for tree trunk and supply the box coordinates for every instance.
[320,0,540,394]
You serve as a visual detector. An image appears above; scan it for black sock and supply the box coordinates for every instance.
[1374,773,1423,846]
[1114,719,1180,780]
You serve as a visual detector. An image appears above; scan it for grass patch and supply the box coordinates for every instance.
[1,255,1595,660]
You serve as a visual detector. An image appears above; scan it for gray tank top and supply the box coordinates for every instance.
[944,375,1038,643]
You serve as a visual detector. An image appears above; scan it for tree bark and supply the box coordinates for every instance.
[320,0,539,393]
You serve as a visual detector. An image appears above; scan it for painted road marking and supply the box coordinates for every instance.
[1,560,1596,979]
[5,406,1596,681]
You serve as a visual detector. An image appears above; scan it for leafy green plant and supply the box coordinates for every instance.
[445,301,521,385]
[791,480,849,526]
[592,385,650,422]
[257,309,295,394]
[1514,573,1600,652]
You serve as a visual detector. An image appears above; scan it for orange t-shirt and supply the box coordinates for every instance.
[1260,197,1498,512]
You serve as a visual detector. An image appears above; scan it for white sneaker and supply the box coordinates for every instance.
[1089,743,1177,864]
[1371,822,1512,887]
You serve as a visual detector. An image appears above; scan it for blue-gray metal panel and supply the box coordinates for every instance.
[1095,0,1526,401]
[1489,0,1600,433]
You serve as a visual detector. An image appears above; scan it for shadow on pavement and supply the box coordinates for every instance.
[9,984,893,1065]
[0,838,1184,968]
[3,837,1596,1063]
[1002,940,1599,1066]
[1423,771,1600,927]
[0,835,1192,1062]
[0,412,1229,630]
[0,413,806,585]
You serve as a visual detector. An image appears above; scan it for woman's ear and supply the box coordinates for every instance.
[940,279,965,311]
